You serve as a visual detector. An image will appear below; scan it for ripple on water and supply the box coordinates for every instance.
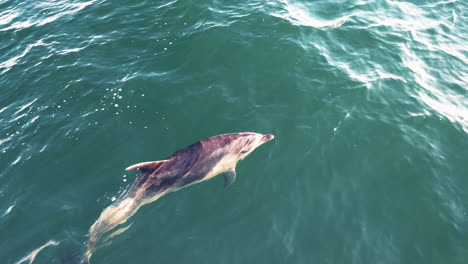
[0,0,466,263]
[0,0,98,32]
[269,0,349,28]
[1,202,15,218]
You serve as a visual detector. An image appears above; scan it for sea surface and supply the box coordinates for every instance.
[0,0,467,263]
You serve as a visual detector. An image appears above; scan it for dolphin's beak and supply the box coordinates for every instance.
[262,134,275,143]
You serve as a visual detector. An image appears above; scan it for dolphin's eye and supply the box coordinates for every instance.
[241,150,248,154]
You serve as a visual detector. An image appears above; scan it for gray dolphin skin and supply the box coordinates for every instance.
[84,132,274,262]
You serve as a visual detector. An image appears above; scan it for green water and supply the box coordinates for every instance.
[0,0,467,263]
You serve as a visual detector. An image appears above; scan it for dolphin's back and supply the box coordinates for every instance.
[170,141,204,171]
[166,140,224,188]
[129,141,217,194]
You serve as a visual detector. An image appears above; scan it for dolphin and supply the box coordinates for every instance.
[84,132,274,262]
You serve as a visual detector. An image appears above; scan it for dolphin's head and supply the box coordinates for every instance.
[228,132,274,160]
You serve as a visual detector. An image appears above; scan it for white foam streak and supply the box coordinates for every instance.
[2,202,15,217]
[59,47,86,55]
[1,0,98,32]
[15,240,59,264]
[411,30,467,66]
[157,0,178,9]
[359,1,443,32]
[402,46,468,133]
[0,134,14,145]
[37,0,98,27]
[11,155,22,165]
[0,39,49,74]
[271,0,348,28]
[14,99,38,115]
[312,42,404,89]
[425,0,460,8]
[0,106,8,114]
[0,9,19,25]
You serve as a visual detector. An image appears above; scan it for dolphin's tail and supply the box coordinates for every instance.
[84,189,170,262]
[84,197,141,262]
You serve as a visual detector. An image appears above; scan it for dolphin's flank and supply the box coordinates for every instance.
[84,132,274,262]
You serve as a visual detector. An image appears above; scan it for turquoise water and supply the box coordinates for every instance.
[1,0,467,263]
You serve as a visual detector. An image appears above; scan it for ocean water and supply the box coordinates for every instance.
[0,0,467,263]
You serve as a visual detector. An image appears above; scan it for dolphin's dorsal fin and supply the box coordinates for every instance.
[125,160,170,171]
[223,169,236,187]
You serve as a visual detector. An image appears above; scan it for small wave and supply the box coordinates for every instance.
[14,99,38,116]
[0,9,20,26]
[270,0,348,28]
[0,39,51,75]
[425,0,461,8]
[309,40,405,90]
[58,47,86,55]
[401,45,468,133]
[15,240,60,264]
[0,134,14,146]
[11,155,22,165]
[1,0,98,32]
[2,202,15,217]
[157,0,178,9]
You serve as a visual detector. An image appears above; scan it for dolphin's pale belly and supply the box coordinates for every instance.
[202,153,238,181]
[172,154,238,192]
